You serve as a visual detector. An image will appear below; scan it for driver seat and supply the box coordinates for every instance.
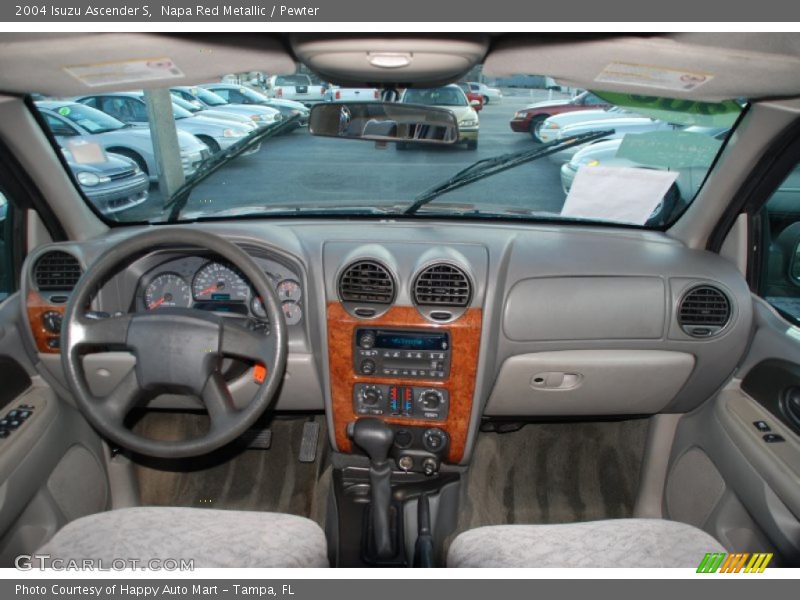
[36,507,329,568]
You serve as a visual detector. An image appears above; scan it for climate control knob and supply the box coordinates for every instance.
[422,428,448,453]
[420,389,444,410]
[359,386,382,406]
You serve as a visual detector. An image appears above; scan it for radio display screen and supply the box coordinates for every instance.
[374,330,449,351]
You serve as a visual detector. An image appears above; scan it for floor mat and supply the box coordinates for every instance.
[131,411,330,525]
[455,419,649,533]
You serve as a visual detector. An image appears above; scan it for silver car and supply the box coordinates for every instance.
[201,83,309,127]
[170,86,283,128]
[36,101,209,181]
[74,92,257,155]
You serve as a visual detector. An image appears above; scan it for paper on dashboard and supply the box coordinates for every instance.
[561,166,679,225]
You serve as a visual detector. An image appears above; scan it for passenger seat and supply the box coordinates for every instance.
[447,519,726,568]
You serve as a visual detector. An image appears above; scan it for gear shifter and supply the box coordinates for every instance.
[350,418,395,559]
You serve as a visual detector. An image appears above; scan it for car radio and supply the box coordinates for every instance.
[352,328,451,379]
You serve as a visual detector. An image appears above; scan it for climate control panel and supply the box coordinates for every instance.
[353,383,449,421]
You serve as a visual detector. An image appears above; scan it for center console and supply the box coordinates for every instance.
[327,301,482,467]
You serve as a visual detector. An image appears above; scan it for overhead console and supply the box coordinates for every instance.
[324,242,488,469]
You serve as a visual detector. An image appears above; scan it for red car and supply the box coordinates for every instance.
[456,82,483,111]
[509,91,609,139]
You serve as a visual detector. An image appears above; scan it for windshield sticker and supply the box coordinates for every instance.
[57,106,71,116]
[591,91,741,127]
[596,62,713,92]
[562,166,679,225]
[616,131,724,169]
[64,58,184,88]
[66,140,106,165]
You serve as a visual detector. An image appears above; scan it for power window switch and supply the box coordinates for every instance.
[754,421,771,433]
[763,433,785,443]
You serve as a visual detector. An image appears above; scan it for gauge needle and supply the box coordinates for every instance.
[150,297,166,309]
[199,284,220,296]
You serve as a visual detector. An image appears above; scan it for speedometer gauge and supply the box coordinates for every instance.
[144,273,192,310]
[193,262,250,302]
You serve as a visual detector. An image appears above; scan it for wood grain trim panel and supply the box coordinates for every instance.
[27,291,64,354]
[327,301,481,463]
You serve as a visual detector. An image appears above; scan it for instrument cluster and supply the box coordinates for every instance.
[137,255,304,325]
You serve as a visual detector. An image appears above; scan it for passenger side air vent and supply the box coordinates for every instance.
[678,285,731,338]
[413,263,472,308]
[338,260,396,305]
[33,251,82,291]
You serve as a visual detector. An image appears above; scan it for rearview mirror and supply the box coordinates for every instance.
[309,102,459,145]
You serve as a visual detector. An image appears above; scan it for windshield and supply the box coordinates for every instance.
[47,103,126,134]
[275,75,312,86]
[32,70,744,227]
[403,87,467,107]
[190,87,228,106]
[171,95,201,113]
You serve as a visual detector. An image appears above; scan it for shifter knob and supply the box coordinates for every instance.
[350,418,394,465]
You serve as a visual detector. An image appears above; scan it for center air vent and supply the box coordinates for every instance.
[678,285,731,338]
[413,263,472,308]
[33,251,82,291]
[338,260,396,305]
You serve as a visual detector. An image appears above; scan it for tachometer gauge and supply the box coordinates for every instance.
[277,279,302,302]
[193,262,250,302]
[144,273,192,310]
[281,300,302,325]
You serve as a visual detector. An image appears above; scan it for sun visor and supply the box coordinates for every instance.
[291,35,490,87]
[484,35,800,102]
[0,33,296,96]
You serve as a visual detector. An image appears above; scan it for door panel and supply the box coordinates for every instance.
[0,293,110,565]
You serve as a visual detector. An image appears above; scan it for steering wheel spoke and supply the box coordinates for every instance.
[220,318,275,364]
[94,368,141,424]
[72,313,132,348]
[201,371,237,428]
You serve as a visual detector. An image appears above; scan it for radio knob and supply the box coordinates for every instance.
[421,389,444,410]
[358,331,376,349]
[360,386,382,406]
[360,359,376,375]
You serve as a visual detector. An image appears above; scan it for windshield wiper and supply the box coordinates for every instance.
[404,130,614,215]
[166,114,301,222]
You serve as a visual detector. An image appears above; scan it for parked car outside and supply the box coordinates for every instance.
[510,90,612,139]
[170,94,259,130]
[36,101,210,181]
[323,86,380,102]
[536,106,628,143]
[62,148,149,215]
[74,92,257,155]
[455,82,484,111]
[169,86,282,129]
[400,85,480,150]
[466,81,503,104]
[549,116,682,163]
[560,127,729,196]
[200,83,310,127]
[265,74,327,105]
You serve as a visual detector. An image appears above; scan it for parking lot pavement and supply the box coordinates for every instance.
[121,98,569,221]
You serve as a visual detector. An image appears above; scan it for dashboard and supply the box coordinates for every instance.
[19,219,755,467]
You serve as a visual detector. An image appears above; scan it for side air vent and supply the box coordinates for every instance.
[338,260,396,305]
[33,251,82,291]
[678,285,731,338]
[413,263,472,308]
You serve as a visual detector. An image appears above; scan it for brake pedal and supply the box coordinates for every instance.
[244,428,272,449]
[299,421,320,462]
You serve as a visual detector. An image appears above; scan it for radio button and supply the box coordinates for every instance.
[360,359,376,375]
[358,331,376,349]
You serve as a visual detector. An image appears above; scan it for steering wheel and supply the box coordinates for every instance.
[60,229,288,458]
